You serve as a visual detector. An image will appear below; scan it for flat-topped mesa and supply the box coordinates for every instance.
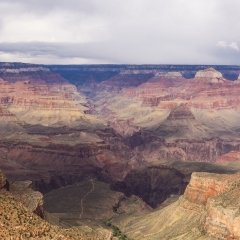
[0,67,68,85]
[154,71,183,78]
[149,71,186,87]
[0,67,50,73]
[126,72,186,100]
[183,172,240,205]
[119,69,156,75]
[195,68,224,82]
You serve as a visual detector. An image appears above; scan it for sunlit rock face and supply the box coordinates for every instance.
[184,172,240,239]
[111,171,240,240]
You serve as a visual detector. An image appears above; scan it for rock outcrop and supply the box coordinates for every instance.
[111,171,240,240]
[0,170,8,190]
[0,170,112,239]
[0,170,44,218]
[0,193,106,239]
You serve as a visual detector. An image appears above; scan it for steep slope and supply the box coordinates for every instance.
[0,170,109,239]
[152,105,212,140]
[0,63,104,129]
[111,171,240,240]
[44,179,151,230]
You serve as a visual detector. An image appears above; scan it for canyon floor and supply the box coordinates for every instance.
[0,63,240,239]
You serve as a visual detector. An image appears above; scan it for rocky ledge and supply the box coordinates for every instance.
[0,170,44,218]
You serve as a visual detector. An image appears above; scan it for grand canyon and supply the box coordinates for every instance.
[1,63,240,239]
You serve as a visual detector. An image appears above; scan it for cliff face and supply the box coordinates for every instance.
[0,170,8,190]
[0,64,103,129]
[111,171,240,240]
[183,172,240,239]
[111,165,187,208]
[97,68,240,132]
[183,172,238,205]
[205,186,240,239]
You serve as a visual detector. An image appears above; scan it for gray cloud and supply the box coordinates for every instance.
[0,0,239,64]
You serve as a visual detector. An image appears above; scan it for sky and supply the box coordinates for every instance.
[0,0,239,65]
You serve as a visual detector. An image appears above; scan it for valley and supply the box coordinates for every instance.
[0,62,240,239]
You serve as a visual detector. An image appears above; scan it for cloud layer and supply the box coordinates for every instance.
[0,0,239,64]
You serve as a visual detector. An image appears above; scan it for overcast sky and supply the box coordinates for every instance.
[0,0,239,64]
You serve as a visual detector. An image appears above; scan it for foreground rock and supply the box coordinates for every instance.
[0,170,113,239]
[0,170,45,218]
[0,170,8,189]
[0,194,110,240]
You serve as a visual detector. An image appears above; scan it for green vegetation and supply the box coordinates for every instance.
[105,221,129,240]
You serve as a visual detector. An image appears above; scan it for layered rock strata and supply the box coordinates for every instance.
[112,171,240,239]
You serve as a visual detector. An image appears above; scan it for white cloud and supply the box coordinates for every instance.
[229,42,239,52]
[216,41,239,52]
[216,41,227,48]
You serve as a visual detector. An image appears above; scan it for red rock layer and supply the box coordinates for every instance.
[0,75,86,115]
[181,172,240,239]
[118,68,240,109]
[183,172,234,205]
[216,151,240,163]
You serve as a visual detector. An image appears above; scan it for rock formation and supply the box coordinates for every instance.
[111,171,240,239]
[0,170,44,218]
[0,170,112,239]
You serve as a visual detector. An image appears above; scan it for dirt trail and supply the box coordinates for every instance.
[80,179,95,219]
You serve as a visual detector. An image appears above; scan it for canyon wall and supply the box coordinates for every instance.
[0,62,240,205]
[112,171,240,239]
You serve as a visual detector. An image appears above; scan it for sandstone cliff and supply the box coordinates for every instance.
[111,171,240,239]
